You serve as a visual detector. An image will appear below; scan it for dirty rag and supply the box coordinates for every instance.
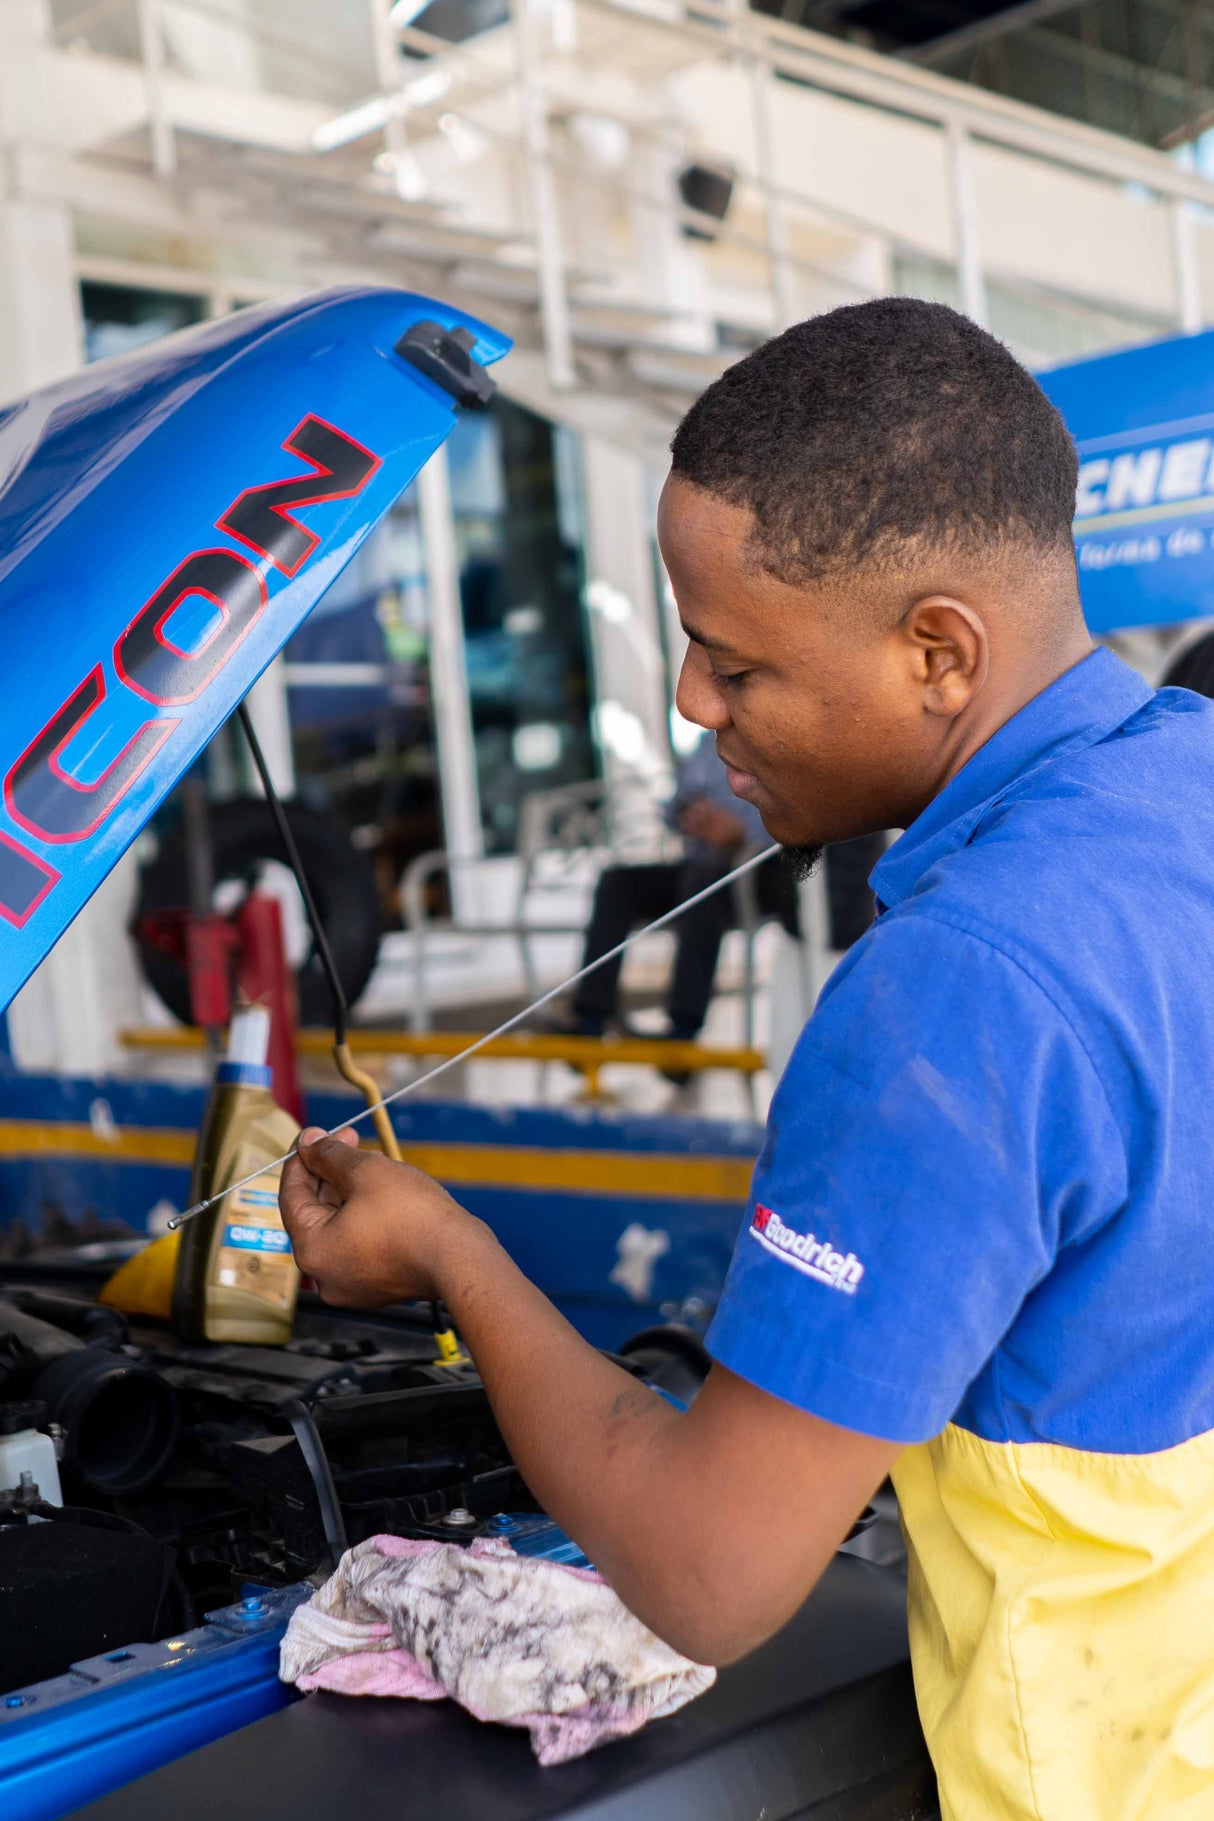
[278,1533,715,1765]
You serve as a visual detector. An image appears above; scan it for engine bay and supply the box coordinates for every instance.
[0,1257,704,1697]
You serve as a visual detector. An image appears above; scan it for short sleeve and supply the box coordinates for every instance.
[706,912,1126,1443]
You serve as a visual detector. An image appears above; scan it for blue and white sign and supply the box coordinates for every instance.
[1039,329,1214,634]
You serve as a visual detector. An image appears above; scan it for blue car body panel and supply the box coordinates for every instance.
[0,1585,309,1821]
[0,288,508,1012]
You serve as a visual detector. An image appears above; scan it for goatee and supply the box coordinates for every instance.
[781,843,824,881]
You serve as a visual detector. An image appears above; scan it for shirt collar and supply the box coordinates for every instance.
[871,647,1153,911]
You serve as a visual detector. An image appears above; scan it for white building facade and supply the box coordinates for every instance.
[3,0,1212,1072]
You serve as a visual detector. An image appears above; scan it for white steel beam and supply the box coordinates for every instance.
[514,0,577,392]
[1171,199,1204,333]
[417,442,485,912]
[945,119,988,327]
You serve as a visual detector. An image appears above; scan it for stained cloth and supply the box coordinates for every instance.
[279,1533,715,1765]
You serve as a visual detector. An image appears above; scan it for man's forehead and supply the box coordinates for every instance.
[658,472,753,554]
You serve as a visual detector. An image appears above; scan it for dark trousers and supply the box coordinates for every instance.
[571,841,881,1036]
[572,858,742,1037]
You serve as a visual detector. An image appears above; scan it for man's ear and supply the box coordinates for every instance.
[900,596,989,718]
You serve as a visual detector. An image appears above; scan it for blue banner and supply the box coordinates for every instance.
[1038,329,1214,634]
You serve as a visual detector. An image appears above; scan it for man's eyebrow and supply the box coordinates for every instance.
[680,622,737,655]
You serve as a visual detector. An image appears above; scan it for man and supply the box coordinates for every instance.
[281,299,1214,1820]
[556,729,785,1045]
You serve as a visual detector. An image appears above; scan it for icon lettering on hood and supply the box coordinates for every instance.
[0,415,381,924]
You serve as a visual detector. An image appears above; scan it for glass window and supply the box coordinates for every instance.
[285,399,596,930]
[80,281,206,364]
[450,403,595,855]
[286,485,437,927]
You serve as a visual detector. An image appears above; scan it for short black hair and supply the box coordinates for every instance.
[669,298,1078,586]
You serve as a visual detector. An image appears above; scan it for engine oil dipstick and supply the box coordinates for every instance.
[166,842,780,1232]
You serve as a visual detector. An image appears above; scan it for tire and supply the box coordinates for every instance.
[1162,630,1214,698]
[134,797,382,1027]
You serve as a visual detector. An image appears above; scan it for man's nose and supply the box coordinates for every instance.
[676,646,728,731]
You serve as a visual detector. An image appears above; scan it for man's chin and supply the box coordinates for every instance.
[781,843,824,881]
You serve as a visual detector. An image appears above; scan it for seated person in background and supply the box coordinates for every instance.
[557,730,793,1044]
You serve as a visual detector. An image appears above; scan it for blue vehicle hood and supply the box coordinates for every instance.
[0,287,508,1011]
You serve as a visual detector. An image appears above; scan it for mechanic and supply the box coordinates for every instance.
[281,297,1214,1821]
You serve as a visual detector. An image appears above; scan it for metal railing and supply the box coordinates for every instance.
[41,0,1214,411]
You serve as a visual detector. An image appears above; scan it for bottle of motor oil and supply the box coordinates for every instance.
[171,1006,301,1344]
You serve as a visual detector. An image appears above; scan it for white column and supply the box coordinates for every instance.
[138,0,176,180]
[629,137,714,354]
[417,443,483,919]
[1171,199,1203,334]
[0,195,82,402]
[945,119,988,328]
[749,59,796,331]
[579,438,671,831]
[514,0,576,392]
[244,655,296,796]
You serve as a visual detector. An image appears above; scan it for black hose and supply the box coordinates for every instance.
[236,703,349,1047]
[0,1302,178,1494]
[284,1398,348,1569]
[7,1288,128,1348]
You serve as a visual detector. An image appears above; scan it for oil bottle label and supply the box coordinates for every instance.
[223,1224,291,1253]
[214,1175,295,1308]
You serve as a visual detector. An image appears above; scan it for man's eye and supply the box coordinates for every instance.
[713,669,750,687]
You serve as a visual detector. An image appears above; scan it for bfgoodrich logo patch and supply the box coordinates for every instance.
[749,1204,864,1294]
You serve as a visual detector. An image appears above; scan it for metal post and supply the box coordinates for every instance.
[1171,198,1203,334]
[244,655,296,797]
[727,0,794,332]
[417,445,483,917]
[368,0,410,179]
[749,58,796,331]
[138,0,176,180]
[945,119,987,327]
[514,0,576,392]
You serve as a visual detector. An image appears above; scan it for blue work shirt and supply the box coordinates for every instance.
[706,646,1214,1821]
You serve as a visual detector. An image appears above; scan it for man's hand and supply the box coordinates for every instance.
[279,1127,486,1308]
[679,796,747,850]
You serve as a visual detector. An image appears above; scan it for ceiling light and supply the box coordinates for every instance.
[311,69,451,152]
[403,67,451,108]
[389,0,431,25]
[313,95,396,152]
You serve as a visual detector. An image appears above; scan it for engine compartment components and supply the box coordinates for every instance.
[0,1402,61,1510]
[0,1269,627,1697]
[0,1297,178,1496]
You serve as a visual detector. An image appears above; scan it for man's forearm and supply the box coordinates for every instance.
[431,1216,863,1665]
[433,1217,702,1645]
[279,1133,895,1665]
